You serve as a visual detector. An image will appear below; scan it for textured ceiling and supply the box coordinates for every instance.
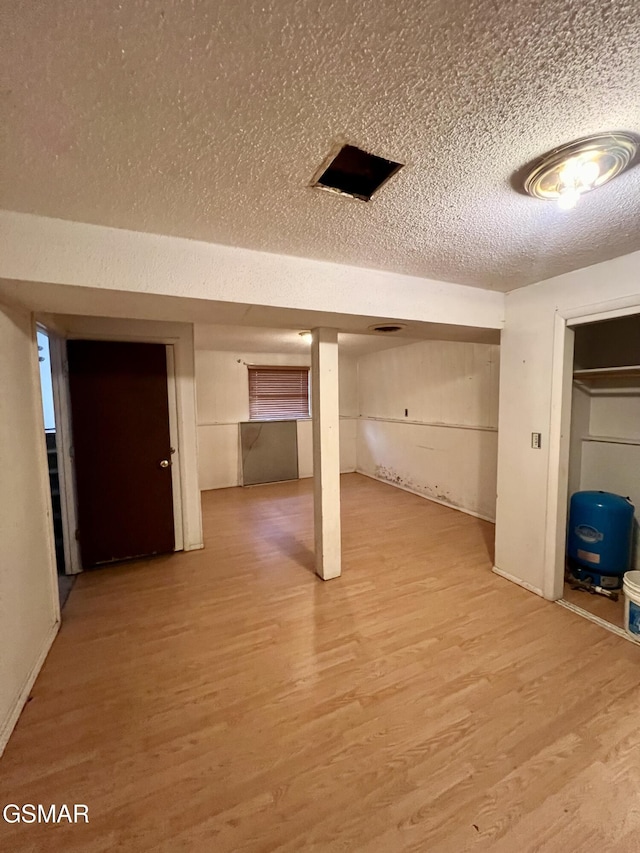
[1,0,639,291]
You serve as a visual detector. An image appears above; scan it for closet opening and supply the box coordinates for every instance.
[562,313,640,635]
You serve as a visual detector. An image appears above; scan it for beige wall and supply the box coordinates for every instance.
[495,249,640,597]
[580,442,640,571]
[590,394,640,440]
[0,211,505,331]
[356,340,500,520]
[195,339,501,522]
[0,303,59,755]
[567,385,591,499]
[568,389,640,571]
[196,350,358,489]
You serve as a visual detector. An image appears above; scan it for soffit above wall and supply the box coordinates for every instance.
[0,278,501,345]
[2,0,638,291]
[194,324,497,355]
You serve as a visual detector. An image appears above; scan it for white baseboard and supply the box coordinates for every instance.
[492,565,544,597]
[305,469,357,478]
[556,598,634,642]
[0,619,60,757]
[201,470,357,491]
[356,469,496,524]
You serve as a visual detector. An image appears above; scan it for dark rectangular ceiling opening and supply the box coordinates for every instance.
[312,144,403,201]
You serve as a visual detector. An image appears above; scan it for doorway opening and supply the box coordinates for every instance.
[67,339,177,568]
[546,300,640,639]
[36,327,75,609]
[37,326,188,602]
[561,314,640,633]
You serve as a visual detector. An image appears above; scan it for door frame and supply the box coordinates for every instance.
[543,294,640,600]
[48,328,83,574]
[165,343,184,552]
[46,329,186,570]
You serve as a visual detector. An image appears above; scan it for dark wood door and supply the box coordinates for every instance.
[67,340,175,567]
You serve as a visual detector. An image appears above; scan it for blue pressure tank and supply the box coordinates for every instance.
[567,491,634,588]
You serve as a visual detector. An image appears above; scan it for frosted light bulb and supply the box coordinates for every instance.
[558,157,580,184]
[557,187,580,210]
[578,159,600,188]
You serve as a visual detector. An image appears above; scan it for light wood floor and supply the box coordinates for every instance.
[2,473,640,852]
[563,581,626,629]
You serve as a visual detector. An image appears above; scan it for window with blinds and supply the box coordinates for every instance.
[248,366,310,420]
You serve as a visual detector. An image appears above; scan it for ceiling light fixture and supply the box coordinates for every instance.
[299,331,312,342]
[523,132,638,211]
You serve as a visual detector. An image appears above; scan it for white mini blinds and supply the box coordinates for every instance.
[248,366,310,420]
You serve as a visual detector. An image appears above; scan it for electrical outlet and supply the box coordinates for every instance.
[531,432,542,449]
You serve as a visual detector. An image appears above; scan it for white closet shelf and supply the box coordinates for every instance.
[573,365,640,381]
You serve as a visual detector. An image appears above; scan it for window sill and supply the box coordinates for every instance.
[247,417,311,423]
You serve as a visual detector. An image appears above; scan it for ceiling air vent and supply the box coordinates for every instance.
[368,323,407,333]
[312,144,403,201]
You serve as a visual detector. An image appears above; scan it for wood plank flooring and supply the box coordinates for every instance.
[563,581,626,629]
[2,473,640,852]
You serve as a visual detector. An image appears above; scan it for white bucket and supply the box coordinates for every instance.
[623,571,640,641]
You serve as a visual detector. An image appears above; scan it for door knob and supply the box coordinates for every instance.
[159,459,171,469]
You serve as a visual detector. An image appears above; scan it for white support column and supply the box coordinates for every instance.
[311,327,342,580]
